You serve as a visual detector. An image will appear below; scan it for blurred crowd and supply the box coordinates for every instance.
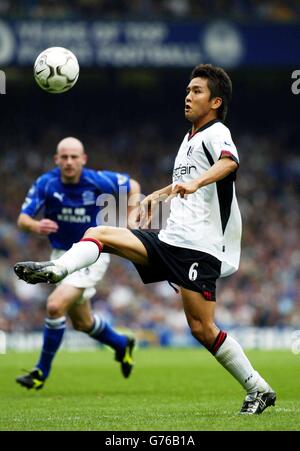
[2,0,300,22]
[1,122,300,342]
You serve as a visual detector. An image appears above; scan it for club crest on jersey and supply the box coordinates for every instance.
[187,146,194,157]
[82,190,95,205]
[117,173,128,185]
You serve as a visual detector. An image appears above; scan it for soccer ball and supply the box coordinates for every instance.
[33,47,79,94]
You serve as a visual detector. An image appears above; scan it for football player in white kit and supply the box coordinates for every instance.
[15,64,276,414]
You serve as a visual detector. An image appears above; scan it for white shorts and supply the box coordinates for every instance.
[51,249,110,302]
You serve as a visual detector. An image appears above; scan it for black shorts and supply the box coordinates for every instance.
[131,229,221,301]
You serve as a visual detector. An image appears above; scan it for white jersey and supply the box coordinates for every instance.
[158,119,242,277]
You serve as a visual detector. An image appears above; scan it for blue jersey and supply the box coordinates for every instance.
[21,167,131,250]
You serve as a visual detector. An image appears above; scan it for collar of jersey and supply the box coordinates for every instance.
[188,118,221,141]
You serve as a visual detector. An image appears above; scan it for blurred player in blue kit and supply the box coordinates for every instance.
[15,65,276,415]
[16,137,140,389]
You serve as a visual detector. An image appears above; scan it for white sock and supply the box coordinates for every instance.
[215,334,270,393]
[53,240,101,274]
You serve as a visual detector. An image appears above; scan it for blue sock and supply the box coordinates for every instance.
[88,314,127,352]
[36,316,66,379]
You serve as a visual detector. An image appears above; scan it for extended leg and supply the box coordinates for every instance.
[14,227,149,284]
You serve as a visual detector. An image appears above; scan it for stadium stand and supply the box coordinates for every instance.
[1,73,300,342]
[0,1,299,346]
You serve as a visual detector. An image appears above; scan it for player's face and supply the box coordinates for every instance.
[185,77,221,127]
[55,148,87,182]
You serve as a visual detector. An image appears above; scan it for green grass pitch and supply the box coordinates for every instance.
[0,348,299,431]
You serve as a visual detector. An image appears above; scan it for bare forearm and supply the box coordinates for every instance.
[154,183,173,197]
[196,159,238,189]
[17,213,59,235]
[139,183,173,227]
[17,213,40,233]
[170,158,238,198]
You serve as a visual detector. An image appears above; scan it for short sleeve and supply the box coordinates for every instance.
[204,127,239,166]
[96,170,131,195]
[20,176,47,217]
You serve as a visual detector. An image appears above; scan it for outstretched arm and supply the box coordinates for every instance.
[18,174,59,235]
[170,157,238,198]
[139,183,173,228]
[17,213,59,235]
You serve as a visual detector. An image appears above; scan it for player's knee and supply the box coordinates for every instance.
[83,226,97,238]
[83,225,111,242]
[47,298,65,318]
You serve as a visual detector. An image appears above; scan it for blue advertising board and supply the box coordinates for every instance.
[0,19,299,68]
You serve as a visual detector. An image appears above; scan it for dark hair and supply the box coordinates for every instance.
[190,64,232,121]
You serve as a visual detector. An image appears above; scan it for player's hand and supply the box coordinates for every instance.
[166,180,200,200]
[139,192,168,228]
[37,219,59,235]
